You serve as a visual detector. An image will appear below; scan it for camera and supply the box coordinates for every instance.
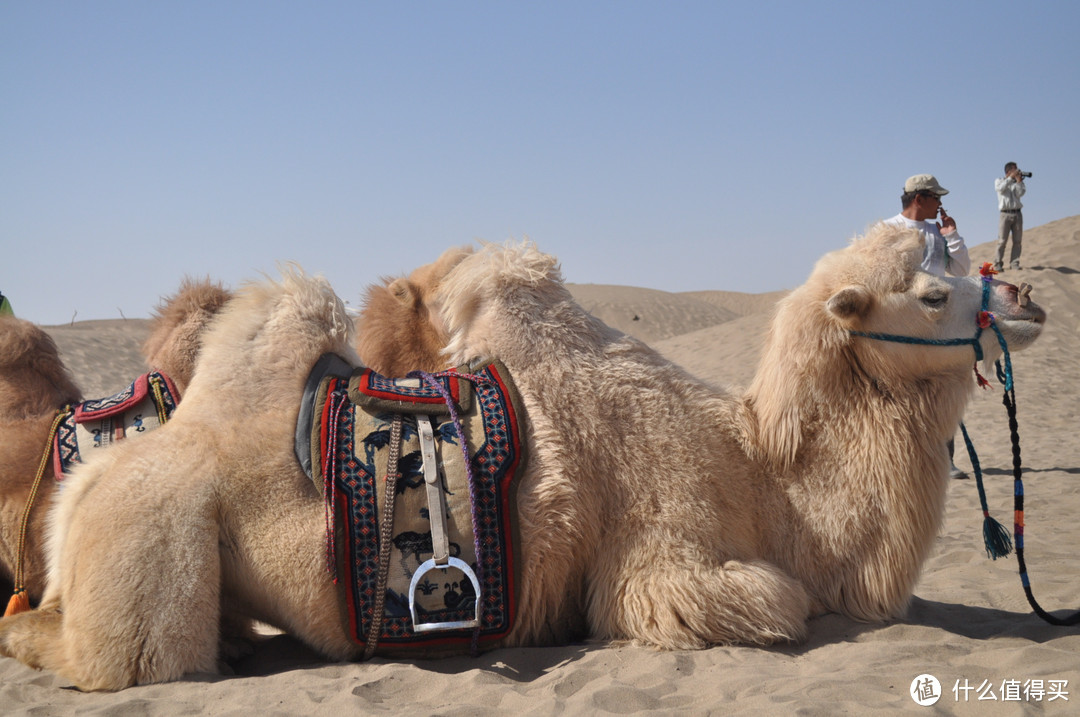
[1020,171,1033,178]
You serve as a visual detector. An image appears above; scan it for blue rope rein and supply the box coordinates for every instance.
[850,270,1080,625]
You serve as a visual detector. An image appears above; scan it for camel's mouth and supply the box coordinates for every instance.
[998,306,1046,326]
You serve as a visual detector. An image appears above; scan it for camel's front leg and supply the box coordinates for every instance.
[8,455,226,690]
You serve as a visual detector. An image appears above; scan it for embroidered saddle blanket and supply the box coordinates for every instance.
[53,371,180,478]
[298,355,526,655]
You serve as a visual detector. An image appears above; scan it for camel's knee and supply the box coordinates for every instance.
[595,559,810,649]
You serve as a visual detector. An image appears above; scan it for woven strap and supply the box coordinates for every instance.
[364,413,404,659]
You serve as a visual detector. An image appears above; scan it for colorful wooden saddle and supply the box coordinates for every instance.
[6,370,181,616]
[297,355,526,656]
[53,371,180,478]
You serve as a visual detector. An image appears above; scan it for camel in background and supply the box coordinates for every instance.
[140,278,233,394]
[355,245,471,376]
[0,278,230,608]
[0,224,1046,688]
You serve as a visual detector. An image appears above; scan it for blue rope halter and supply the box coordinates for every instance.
[849,270,1080,626]
[850,274,991,363]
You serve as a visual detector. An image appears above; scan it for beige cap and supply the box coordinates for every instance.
[904,174,949,196]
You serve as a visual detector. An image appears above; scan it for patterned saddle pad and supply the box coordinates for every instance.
[299,356,526,655]
[53,372,180,478]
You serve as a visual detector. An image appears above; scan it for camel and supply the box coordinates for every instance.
[0,278,230,609]
[0,318,82,609]
[0,224,1046,690]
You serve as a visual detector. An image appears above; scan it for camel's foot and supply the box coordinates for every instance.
[0,596,222,691]
[0,606,64,672]
[595,558,811,649]
[0,607,146,690]
[218,613,260,663]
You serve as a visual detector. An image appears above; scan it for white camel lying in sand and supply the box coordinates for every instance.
[0,224,1045,689]
[0,279,230,611]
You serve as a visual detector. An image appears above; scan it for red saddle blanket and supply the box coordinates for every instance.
[305,359,526,655]
[53,371,180,478]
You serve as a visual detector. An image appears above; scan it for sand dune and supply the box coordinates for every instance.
[3,217,1078,714]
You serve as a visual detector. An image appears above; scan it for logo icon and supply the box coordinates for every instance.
[911,674,942,706]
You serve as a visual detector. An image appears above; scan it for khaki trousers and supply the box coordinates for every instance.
[995,211,1023,268]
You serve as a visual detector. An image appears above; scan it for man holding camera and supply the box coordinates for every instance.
[994,162,1028,271]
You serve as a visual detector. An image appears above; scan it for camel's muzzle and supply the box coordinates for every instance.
[994,281,1046,324]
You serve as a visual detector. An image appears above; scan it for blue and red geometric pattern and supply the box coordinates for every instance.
[319,362,524,652]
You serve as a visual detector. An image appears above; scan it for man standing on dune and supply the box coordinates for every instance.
[994,162,1027,271]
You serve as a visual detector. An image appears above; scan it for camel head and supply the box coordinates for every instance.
[819,223,1046,379]
[141,277,232,393]
[750,222,1046,468]
[355,245,473,376]
[0,316,82,420]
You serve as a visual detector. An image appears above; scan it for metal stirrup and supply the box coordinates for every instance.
[409,415,481,633]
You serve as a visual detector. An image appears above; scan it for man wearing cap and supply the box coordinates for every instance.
[885,174,970,278]
[885,174,971,479]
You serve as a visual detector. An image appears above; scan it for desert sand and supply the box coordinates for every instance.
[3,217,1078,714]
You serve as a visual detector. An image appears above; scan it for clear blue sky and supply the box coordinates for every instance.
[3,1,1078,325]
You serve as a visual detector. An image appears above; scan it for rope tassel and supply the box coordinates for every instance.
[960,422,1012,560]
[4,589,30,617]
[982,513,1013,560]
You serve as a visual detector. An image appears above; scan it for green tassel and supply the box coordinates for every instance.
[983,515,1013,560]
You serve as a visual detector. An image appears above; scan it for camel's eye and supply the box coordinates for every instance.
[920,290,948,309]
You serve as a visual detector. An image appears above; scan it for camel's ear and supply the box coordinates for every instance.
[826,285,873,321]
[388,278,420,309]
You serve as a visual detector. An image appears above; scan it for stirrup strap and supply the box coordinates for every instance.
[417,416,451,564]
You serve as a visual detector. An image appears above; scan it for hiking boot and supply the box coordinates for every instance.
[949,464,969,480]
[993,262,1004,272]
[1010,262,1021,270]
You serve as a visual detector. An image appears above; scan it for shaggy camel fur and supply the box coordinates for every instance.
[0,279,230,607]
[355,245,471,376]
[141,277,232,394]
[0,225,1046,689]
